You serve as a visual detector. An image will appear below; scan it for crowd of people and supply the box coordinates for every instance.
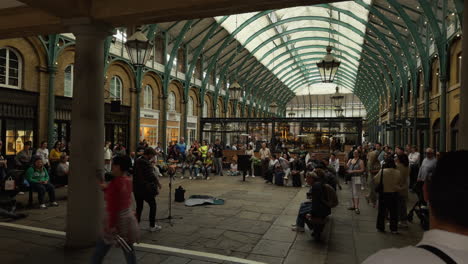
[2,135,466,263]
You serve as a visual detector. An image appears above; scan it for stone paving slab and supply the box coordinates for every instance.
[1,175,425,264]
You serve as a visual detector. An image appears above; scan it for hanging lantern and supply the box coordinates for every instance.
[228,81,243,101]
[316,46,341,83]
[269,102,278,114]
[125,29,154,66]
[330,86,344,108]
[334,106,344,117]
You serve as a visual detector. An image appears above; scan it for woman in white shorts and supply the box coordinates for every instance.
[346,150,365,214]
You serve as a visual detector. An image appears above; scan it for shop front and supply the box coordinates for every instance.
[104,103,130,148]
[186,115,197,147]
[140,109,159,147]
[0,89,37,164]
[166,111,181,144]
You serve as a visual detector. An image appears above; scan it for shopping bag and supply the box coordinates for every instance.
[4,176,15,191]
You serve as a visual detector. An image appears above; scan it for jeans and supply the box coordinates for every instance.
[30,182,55,204]
[215,157,223,176]
[295,202,312,228]
[134,193,157,227]
[409,164,419,189]
[377,192,399,232]
[91,237,136,264]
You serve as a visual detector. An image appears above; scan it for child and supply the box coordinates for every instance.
[228,160,240,176]
[190,157,204,180]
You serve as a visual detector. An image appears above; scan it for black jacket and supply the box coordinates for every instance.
[133,156,159,194]
[307,182,331,217]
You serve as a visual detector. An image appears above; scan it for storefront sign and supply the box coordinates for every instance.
[140,109,160,119]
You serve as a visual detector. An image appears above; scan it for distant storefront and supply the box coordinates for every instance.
[140,109,159,147]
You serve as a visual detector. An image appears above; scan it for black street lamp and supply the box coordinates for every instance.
[269,102,278,115]
[125,29,153,146]
[316,46,341,83]
[330,86,344,108]
[334,106,344,117]
[228,81,243,101]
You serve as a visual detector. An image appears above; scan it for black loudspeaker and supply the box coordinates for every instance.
[111,100,121,112]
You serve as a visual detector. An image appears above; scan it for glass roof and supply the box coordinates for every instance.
[215,0,371,95]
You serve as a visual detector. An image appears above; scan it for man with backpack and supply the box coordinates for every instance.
[292,171,338,233]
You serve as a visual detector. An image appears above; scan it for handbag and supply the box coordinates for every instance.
[375,169,384,194]
[4,176,16,191]
[115,234,133,253]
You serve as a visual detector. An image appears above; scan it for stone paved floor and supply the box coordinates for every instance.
[0,174,424,263]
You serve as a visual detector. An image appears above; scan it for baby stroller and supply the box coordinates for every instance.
[0,170,27,220]
[407,192,429,230]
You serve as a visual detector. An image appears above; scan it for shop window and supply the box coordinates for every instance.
[110,76,122,100]
[140,126,158,147]
[144,85,153,109]
[187,128,196,147]
[168,91,176,111]
[5,119,34,155]
[167,128,179,144]
[0,48,21,89]
[188,96,194,116]
[64,64,74,97]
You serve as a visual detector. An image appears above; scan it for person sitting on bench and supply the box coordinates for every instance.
[292,172,331,232]
[25,155,58,209]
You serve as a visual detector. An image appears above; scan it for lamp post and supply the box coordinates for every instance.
[316,46,341,83]
[330,86,344,108]
[269,102,278,116]
[228,80,243,117]
[125,29,153,148]
[334,106,344,118]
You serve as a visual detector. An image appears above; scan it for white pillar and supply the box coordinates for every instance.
[460,11,468,150]
[66,24,112,248]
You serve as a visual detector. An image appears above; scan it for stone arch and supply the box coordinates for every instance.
[188,87,199,116]
[142,71,162,110]
[0,38,44,92]
[168,80,183,112]
[204,92,214,118]
[216,96,224,118]
[55,46,75,96]
[105,60,134,106]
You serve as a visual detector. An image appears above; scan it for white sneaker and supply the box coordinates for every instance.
[252,175,256,178]
[18,192,25,195]
[246,175,250,178]
[361,186,365,191]
[39,204,47,209]
[149,225,162,232]
[50,202,59,207]
[189,177,193,180]
[206,177,210,180]
[180,176,184,179]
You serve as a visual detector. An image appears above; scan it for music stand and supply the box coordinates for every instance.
[158,159,183,226]
[237,155,251,182]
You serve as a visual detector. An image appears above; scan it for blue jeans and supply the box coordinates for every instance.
[91,238,136,264]
[295,202,312,228]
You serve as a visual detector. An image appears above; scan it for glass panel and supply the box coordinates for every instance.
[140,126,158,147]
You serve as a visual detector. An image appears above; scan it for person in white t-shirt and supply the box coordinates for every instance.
[36,141,50,168]
[104,141,113,172]
[363,151,468,264]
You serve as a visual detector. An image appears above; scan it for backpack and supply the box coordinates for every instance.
[322,184,339,208]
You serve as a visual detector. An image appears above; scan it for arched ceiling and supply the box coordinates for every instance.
[152,0,462,119]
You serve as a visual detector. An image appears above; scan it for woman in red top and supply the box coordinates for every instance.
[92,155,139,264]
